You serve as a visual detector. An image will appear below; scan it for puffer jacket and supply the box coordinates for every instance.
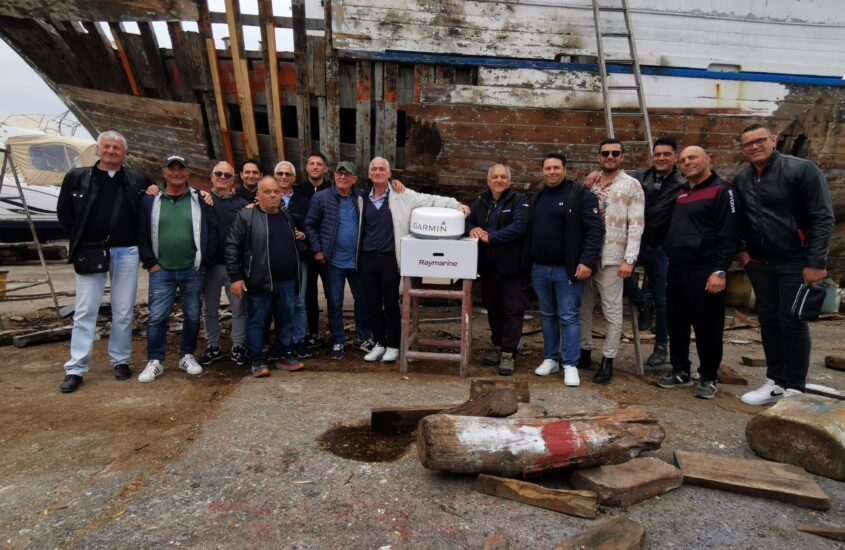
[225,205,301,294]
[465,187,531,278]
[304,184,364,264]
[732,150,834,268]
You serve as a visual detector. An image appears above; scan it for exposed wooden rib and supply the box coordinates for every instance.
[376,62,398,166]
[355,60,372,170]
[198,0,231,164]
[107,23,140,96]
[292,0,312,166]
[0,0,198,21]
[323,0,340,164]
[259,0,285,162]
[166,22,195,101]
[137,22,172,100]
[225,0,260,158]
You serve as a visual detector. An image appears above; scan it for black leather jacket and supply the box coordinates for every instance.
[629,165,686,248]
[732,150,834,268]
[56,163,153,260]
[225,206,301,294]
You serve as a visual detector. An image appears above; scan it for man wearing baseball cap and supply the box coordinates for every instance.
[137,154,219,383]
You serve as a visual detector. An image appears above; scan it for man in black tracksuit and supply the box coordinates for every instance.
[658,146,739,399]
[466,164,531,375]
[732,124,834,405]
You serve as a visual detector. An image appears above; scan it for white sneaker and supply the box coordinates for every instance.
[381,347,399,362]
[563,365,580,387]
[179,354,203,375]
[138,360,163,383]
[783,388,804,399]
[534,359,560,376]
[741,380,784,405]
[364,345,386,362]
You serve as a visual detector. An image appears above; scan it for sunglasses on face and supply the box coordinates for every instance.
[600,150,622,158]
[275,172,295,177]
[212,171,234,179]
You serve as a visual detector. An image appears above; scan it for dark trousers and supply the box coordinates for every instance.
[305,257,324,336]
[623,245,669,346]
[359,251,401,348]
[667,268,725,381]
[481,275,529,354]
[745,261,810,391]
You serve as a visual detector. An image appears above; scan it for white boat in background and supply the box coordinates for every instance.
[0,113,96,243]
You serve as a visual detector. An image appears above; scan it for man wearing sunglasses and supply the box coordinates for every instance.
[578,139,644,385]
[732,124,834,405]
[197,162,250,368]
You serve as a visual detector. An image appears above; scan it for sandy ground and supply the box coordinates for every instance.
[1,261,844,548]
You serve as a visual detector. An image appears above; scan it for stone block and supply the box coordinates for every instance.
[569,457,683,507]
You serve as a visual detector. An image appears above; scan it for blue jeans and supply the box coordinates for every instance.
[623,245,669,346]
[531,264,585,366]
[146,267,204,361]
[292,261,308,343]
[64,246,140,376]
[322,264,370,345]
[246,279,297,362]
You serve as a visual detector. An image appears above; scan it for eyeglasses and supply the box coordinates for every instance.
[653,152,674,158]
[740,137,771,150]
[600,150,622,158]
[212,171,234,179]
[275,172,295,177]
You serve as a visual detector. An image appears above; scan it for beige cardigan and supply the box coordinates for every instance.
[590,171,645,267]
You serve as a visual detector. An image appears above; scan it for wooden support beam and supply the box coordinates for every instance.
[108,23,140,96]
[474,475,598,519]
[166,22,195,102]
[355,60,372,170]
[198,0,232,164]
[378,62,398,167]
[138,21,172,100]
[208,11,323,31]
[292,0,312,166]
[225,0,260,159]
[258,0,285,162]
[322,0,340,165]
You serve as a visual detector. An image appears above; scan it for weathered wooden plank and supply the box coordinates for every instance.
[379,62,398,167]
[258,0,285,162]
[0,0,199,21]
[322,0,341,165]
[48,21,121,94]
[107,23,140,96]
[469,379,530,403]
[371,404,456,433]
[555,516,645,550]
[292,0,312,165]
[195,0,228,162]
[308,36,327,96]
[13,326,72,348]
[796,524,845,543]
[208,11,323,31]
[114,25,165,97]
[0,16,87,88]
[674,449,831,510]
[138,21,172,100]
[225,0,260,158]
[166,22,196,101]
[355,60,372,170]
[474,474,599,519]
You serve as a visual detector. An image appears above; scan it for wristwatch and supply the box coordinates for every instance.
[713,270,727,278]
[625,258,636,265]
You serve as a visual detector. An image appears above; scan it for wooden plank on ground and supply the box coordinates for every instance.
[13,326,72,348]
[741,356,767,368]
[474,474,598,518]
[673,450,830,510]
[470,379,530,403]
[796,524,845,543]
[555,516,645,550]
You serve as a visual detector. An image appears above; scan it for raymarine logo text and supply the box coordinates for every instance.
[419,259,458,267]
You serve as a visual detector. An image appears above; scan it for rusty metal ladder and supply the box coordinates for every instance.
[592,0,653,152]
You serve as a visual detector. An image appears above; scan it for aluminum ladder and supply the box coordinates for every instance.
[592,0,653,151]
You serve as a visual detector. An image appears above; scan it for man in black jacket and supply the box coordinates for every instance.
[466,164,531,375]
[733,124,835,405]
[56,130,154,393]
[226,176,306,377]
[530,153,604,387]
[657,146,739,399]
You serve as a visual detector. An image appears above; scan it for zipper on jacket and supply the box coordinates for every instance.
[264,211,274,291]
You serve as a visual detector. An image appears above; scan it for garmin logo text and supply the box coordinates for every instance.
[419,259,458,267]
[411,221,449,233]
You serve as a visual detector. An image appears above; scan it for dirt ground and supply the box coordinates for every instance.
[1,261,844,548]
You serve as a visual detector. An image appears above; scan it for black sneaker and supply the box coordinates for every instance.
[646,345,669,367]
[638,303,655,332]
[482,347,501,367]
[657,369,693,389]
[198,346,223,366]
[330,343,344,360]
[293,341,312,359]
[304,334,323,349]
[357,338,376,353]
[230,345,249,366]
[60,374,83,393]
[695,378,718,399]
[114,363,132,380]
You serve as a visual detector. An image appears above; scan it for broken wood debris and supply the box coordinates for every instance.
[795,523,845,543]
[824,355,845,371]
[569,457,683,507]
[473,474,598,519]
[673,449,830,510]
[745,392,845,480]
[804,383,844,401]
[554,516,646,550]
[417,408,665,477]
[13,326,73,348]
[740,356,766,368]
[469,379,530,403]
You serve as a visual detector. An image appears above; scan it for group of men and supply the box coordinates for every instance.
[57,124,834,406]
[469,126,833,403]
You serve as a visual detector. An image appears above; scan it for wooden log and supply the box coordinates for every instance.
[417,409,665,477]
[746,393,845,480]
[371,389,518,433]
[674,449,830,510]
[470,379,530,403]
[569,457,683,507]
[474,474,598,519]
[509,403,548,418]
[0,329,28,347]
[441,389,518,417]
[796,524,845,543]
[555,516,645,550]
[13,326,72,348]
[824,355,845,371]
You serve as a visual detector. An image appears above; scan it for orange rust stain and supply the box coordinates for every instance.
[716,82,721,100]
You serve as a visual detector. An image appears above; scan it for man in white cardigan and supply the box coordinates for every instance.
[579,139,645,384]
